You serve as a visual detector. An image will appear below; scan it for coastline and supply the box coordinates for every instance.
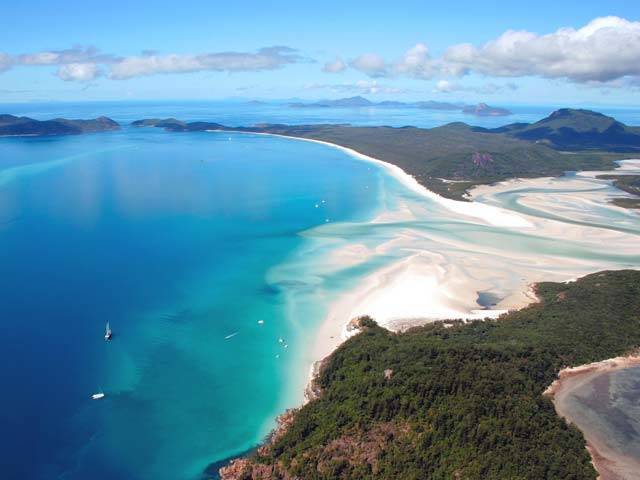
[545,355,640,480]
[211,129,537,375]
[209,131,640,479]
[209,129,533,229]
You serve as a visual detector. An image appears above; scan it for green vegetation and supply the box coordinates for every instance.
[0,114,119,135]
[488,109,640,151]
[596,174,640,209]
[229,270,640,479]
[597,174,640,196]
[241,122,631,200]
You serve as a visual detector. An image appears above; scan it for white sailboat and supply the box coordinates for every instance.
[92,386,105,400]
[104,322,112,341]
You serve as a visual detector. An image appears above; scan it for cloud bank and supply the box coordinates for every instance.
[443,16,640,82]
[0,46,304,82]
[345,16,640,86]
[2,16,638,89]
[109,46,302,79]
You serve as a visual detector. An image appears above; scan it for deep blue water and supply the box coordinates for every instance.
[0,126,381,479]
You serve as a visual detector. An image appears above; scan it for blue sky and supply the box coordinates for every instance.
[1,0,639,105]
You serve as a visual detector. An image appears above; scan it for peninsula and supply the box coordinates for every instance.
[219,270,640,479]
[0,114,120,136]
[132,108,640,203]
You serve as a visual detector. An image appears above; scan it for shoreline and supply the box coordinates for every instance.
[208,131,640,479]
[545,355,640,480]
[212,129,539,383]
[210,129,534,230]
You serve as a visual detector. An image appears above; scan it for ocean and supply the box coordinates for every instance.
[1,101,639,480]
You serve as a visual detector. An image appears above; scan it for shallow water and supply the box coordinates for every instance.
[564,366,640,459]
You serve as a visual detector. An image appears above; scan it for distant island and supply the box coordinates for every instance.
[218,269,640,480]
[131,108,640,204]
[287,96,509,116]
[0,114,119,136]
[462,102,512,117]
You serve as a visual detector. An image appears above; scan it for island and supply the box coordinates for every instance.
[462,102,512,117]
[218,270,640,479]
[131,108,640,203]
[0,114,120,136]
[287,96,494,114]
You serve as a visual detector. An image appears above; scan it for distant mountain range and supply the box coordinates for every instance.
[0,114,119,136]
[287,96,510,116]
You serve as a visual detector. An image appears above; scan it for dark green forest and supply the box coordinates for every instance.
[228,270,640,479]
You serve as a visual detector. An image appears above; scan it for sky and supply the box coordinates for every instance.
[1,0,639,105]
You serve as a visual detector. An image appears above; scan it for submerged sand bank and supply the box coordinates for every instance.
[546,356,640,480]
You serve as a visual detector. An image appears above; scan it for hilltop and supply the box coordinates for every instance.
[0,114,120,136]
[482,108,640,151]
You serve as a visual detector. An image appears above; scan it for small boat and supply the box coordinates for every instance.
[104,322,112,341]
[257,319,264,325]
[92,392,105,400]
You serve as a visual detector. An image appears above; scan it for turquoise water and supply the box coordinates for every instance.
[0,128,383,479]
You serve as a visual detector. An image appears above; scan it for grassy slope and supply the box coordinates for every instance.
[233,270,640,480]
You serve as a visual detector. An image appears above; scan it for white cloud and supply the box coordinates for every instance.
[323,57,347,73]
[350,53,387,77]
[57,63,102,82]
[394,43,438,79]
[306,80,405,95]
[109,46,301,79]
[435,80,455,93]
[434,79,518,94]
[18,47,115,66]
[444,16,640,82]
[335,16,640,86]
[0,46,302,82]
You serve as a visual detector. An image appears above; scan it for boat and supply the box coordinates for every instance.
[104,322,112,341]
[92,392,105,400]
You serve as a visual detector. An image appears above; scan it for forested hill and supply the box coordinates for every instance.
[0,114,119,136]
[219,270,640,480]
[481,109,640,151]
